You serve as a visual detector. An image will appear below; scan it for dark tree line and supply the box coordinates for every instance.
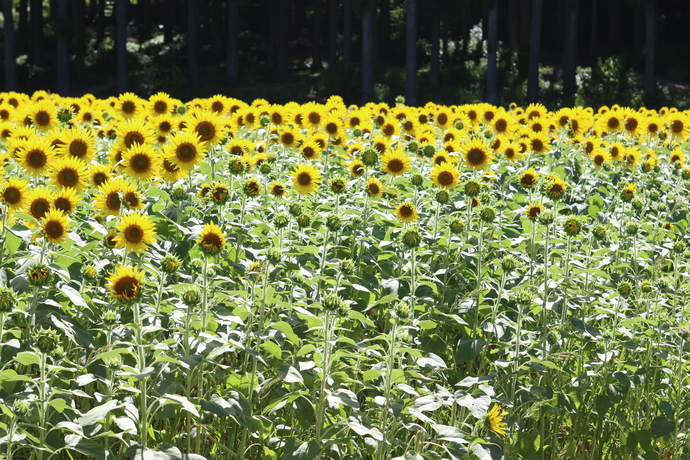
[0,0,686,106]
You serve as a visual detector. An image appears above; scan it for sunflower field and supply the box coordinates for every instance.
[0,90,689,460]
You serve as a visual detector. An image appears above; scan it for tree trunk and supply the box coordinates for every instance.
[18,0,28,54]
[210,0,223,59]
[277,0,289,78]
[508,0,518,52]
[405,0,417,106]
[311,0,323,71]
[188,0,200,89]
[139,0,152,42]
[30,0,43,66]
[644,0,656,96]
[607,0,621,53]
[72,0,86,82]
[226,0,239,85]
[3,0,18,91]
[116,0,128,93]
[562,0,578,98]
[362,0,375,104]
[327,0,337,69]
[379,0,391,65]
[526,0,542,102]
[517,0,530,77]
[342,0,352,65]
[56,0,70,95]
[486,0,498,105]
[430,0,440,89]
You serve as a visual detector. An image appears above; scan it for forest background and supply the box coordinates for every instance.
[1,0,690,109]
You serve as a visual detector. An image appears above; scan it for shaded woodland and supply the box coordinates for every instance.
[2,0,690,108]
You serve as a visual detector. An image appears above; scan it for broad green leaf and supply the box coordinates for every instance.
[651,417,675,438]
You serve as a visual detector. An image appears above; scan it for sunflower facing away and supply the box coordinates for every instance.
[291,163,321,195]
[197,221,226,255]
[114,211,157,255]
[41,209,70,244]
[107,264,145,302]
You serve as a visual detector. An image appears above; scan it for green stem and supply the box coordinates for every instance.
[410,247,417,322]
[377,321,398,460]
[315,310,332,458]
[132,301,148,451]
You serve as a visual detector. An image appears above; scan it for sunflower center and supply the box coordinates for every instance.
[125,192,139,208]
[505,148,516,159]
[177,144,196,161]
[55,197,72,213]
[383,124,395,136]
[0,109,9,120]
[159,121,172,133]
[282,133,294,145]
[154,101,167,114]
[625,119,638,131]
[326,122,339,135]
[58,169,78,187]
[495,119,507,132]
[607,117,620,129]
[610,147,619,158]
[197,122,215,141]
[3,187,20,204]
[272,185,284,196]
[550,184,564,195]
[671,120,684,133]
[303,147,315,158]
[531,140,544,151]
[298,173,312,186]
[467,148,486,166]
[308,112,320,125]
[528,206,541,218]
[400,205,413,217]
[31,199,50,219]
[44,220,64,238]
[131,154,151,172]
[521,175,535,187]
[35,111,50,126]
[69,140,88,158]
[388,159,404,173]
[594,155,605,166]
[437,113,448,125]
[202,234,222,249]
[163,159,179,173]
[114,276,139,300]
[125,225,144,243]
[93,172,108,186]
[125,132,144,148]
[271,113,282,124]
[438,171,454,186]
[352,164,364,176]
[368,183,380,195]
[122,101,136,114]
[28,150,47,167]
[211,101,224,113]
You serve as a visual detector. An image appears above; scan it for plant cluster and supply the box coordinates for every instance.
[0,90,689,459]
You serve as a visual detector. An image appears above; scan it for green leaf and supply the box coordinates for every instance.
[14,351,40,366]
[284,440,320,460]
[363,369,383,381]
[651,417,675,438]
[199,392,252,429]
[271,321,300,346]
[65,435,107,460]
[595,394,611,418]
[3,228,23,256]
[49,398,68,413]
[77,400,120,427]
[162,393,200,418]
[347,416,384,441]
[454,337,486,364]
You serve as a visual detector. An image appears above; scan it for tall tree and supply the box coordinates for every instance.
[562,0,578,98]
[188,0,200,89]
[72,0,86,82]
[29,0,43,66]
[526,0,542,102]
[429,0,440,89]
[327,0,337,69]
[486,0,498,105]
[362,0,375,104]
[405,0,417,105]
[116,0,128,93]
[342,0,353,65]
[226,0,240,85]
[644,0,657,96]
[18,0,28,55]
[3,0,18,91]
[56,0,70,95]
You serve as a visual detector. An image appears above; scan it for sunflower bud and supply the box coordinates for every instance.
[592,224,608,242]
[563,216,585,236]
[672,240,686,254]
[182,287,202,307]
[401,225,422,249]
[339,258,356,275]
[259,162,272,175]
[0,286,16,314]
[326,214,342,232]
[265,247,282,265]
[170,186,187,201]
[641,282,653,294]
[228,158,246,175]
[625,221,639,237]
[35,328,59,354]
[501,256,519,273]
[617,280,633,298]
[631,197,644,211]
[479,205,497,224]
[360,148,379,167]
[322,292,345,313]
[273,212,290,229]
[422,144,436,158]
[514,288,534,308]
[463,179,482,198]
[410,174,425,188]
[352,128,363,137]
[297,214,311,229]
[435,190,451,205]
[259,114,271,127]
[28,264,51,287]
[407,140,420,154]
[161,254,181,274]
[102,309,120,326]
[13,399,32,419]
[288,203,302,217]
[449,219,465,235]
[103,355,122,372]
[330,177,347,194]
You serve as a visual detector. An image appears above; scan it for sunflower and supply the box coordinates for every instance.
[434,107,452,128]
[461,138,494,170]
[147,92,174,117]
[543,175,567,200]
[106,264,145,302]
[300,139,323,160]
[528,132,551,155]
[17,137,56,176]
[164,131,207,172]
[321,113,345,140]
[29,100,58,132]
[525,202,544,220]
[53,187,81,214]
[269,181,286,198]
[227,138,255,157]
[117,92,144,118]
[622,147,642,169]
[302,103,324,130]
[666,113,690,140]
[160,158,188,182]
[278,127,302,149]
[197,221,226,255]
[57,127,96,162]
[50,156,88,190]
[115,118,157,150]
[244,177,261,197]
[643,115,662,138]
[381,148,411,176]
[114,211,157,254]
[366,177,384,197]
[25,186,53,221]
[599,110,623,133]
[41,209,70,243]
[379,119,398,139]
[487,404,507,438]
[518,167,539,189]
[621,109,642,137]
[122,142,161,181]
[395,201,419,224]
[591,148,610,169]
[670,148,685,165]
[267,104,287,126]
[502,142,522,162]
[291,163,321,195]
[525,103,547,120]
[490,109,516,136]
[621,182,637,202]
[185,110,225,145]
[1,177,30,210]
[88,164,112,188]
[349,159,365,177]
[430,162,460,189]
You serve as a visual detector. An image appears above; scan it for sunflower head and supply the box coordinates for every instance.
[291,163,321,195]
[487,404,507,438]
[197,221,226,255]
[395,201,419,224]
[430,163,460,189]
[114,211,158,255]
[107,264,145,303]
[525,202,544,220]
[41,209,70,244]
[542,175,567,200]
[462,138,494,170]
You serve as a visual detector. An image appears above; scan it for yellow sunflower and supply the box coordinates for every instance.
[122,142,161,181]
[302,103,325,130]
[395,201,419,224]
[366,177,384,197]
[41,209,70,244]
[17,137,56,176]
[518,167,539,189]
[1,177,30,211]
[430,162,460,189]
[502,142,522,162]
[25,186,53,221]
[114,211,158,254]
[115,117,157,150]
[321,113,345,140]
[28,99,58,132]
[269,181,286,198]
[299,139,323,160]
[381,148,411,176]
[461,138,494,170]
[116,92,144,118]
[487,404,507,438]
[164,131,207,172]
[543,175,567,200]
[528,132,551,155]
[591,148,610,169]
[291,163,321,195]
[666,112,690,140]
[185,110,225,145]
[94,177,134,216]
[197,221,226,255]
[349,159,365,177]
[57,127,96,162]
[50,156,88,190]
[106,264,145,302]
[88,164,112,188]
[53,187,81,214]
[525,201,544,220]
[147,92,174,117]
